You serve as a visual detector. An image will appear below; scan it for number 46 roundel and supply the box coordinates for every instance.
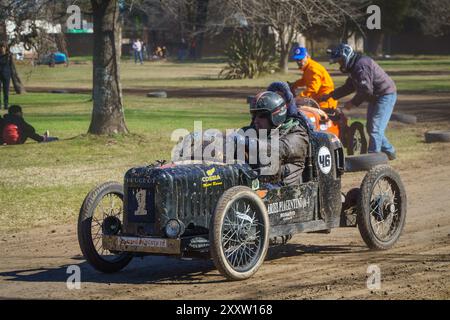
[318,147,332,174]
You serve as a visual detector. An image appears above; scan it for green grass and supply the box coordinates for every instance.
[16,57,450,93]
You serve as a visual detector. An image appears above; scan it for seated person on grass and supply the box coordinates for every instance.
[1,105,58,145]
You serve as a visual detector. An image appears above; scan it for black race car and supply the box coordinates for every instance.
[78,130,406,280]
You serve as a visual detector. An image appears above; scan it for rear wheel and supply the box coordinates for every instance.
[347,122,368,155]
[357,166,407,250]
[78,182,133,273]
[210,186,269,281]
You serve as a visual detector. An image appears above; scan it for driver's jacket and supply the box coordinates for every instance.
[292,58,338,110]
[255,118,309,186]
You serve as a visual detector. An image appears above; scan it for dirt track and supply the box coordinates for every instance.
[1,143,449,300]
[0,94,449,300]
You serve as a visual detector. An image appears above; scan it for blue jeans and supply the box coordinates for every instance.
[134,50,143,64]
[178,49,188,61]
[0,68,11,109]
[366,93,397,154]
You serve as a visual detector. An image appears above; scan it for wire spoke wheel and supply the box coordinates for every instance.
[222,199,265,272]
[78,182,133,273]
[357,166,407,250]
[369,177,401,242]
[210,186,269,281]
[91,192,125,262]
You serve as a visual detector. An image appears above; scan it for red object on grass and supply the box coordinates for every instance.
[2,123,20,145]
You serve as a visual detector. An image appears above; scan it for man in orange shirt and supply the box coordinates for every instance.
[290,46,338,111]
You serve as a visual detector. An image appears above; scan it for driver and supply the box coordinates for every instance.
[290,46,338,112]
[249,91,309,187]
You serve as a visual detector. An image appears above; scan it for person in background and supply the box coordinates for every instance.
[189,38,197,60]
[132,39,143,64]
[320,44,397,160]
[0,41,12,110]
[142,42,149,61]
[1,105,58,145]
[290,46,338,112]
[178,38,188,61]
[155,46,164,59]
[266,81,315,131]
[162,46,168,59]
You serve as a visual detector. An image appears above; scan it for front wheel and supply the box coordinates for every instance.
[78,182,133,273]
[210,186,269,281]
[357,166,407,250]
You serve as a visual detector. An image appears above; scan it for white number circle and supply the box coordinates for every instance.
[318,147,332,174]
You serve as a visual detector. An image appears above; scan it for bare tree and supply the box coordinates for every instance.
[229,0,361,74]
[88,0,128,134]
[2,0,129,134]
[0,19,25,94]
[416,0,450,36]
[137,0,238,59]
[0,0,35,93]
[0,0,75,91]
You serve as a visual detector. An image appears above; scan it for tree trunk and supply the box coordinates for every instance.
[10,58,26,94]
[55,32,69,64]
[309,38,315,58]
[277,28,290,74]
[1,21,26,94]
[278,48,289,74]
[88,0,128,135]
[0,21,7,42]
[368,31,385,57]
[194,0,209,60]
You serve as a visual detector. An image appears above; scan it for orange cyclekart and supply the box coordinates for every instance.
[295,97,368,156]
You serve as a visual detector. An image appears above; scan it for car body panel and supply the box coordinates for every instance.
[115,131,345,255]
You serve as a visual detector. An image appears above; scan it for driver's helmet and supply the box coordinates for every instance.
[328,44,355,72]
[250,91,287,127]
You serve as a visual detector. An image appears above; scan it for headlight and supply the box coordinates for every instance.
[102,216,122,235]
[165,219,184,239]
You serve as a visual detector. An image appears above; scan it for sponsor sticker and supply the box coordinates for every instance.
[280,211,296,221]
[118,236,167,248]
[267,197,311,215]
[202,167,223,188]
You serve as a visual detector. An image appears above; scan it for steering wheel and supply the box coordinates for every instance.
[296,97,321,110]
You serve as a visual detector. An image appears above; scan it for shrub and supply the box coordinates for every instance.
[219,29,278,79]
